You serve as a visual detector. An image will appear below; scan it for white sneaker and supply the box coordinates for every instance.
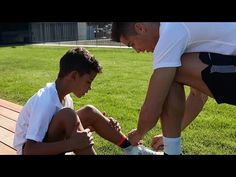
[123,145,164,155]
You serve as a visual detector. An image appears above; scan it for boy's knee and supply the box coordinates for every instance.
[46,108,81,141]
[57,107,76,116]
[82,105,97,115]
[77,105,102,125]
[55,108,80,124]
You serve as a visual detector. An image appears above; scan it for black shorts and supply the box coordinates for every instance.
[199,52,236,105]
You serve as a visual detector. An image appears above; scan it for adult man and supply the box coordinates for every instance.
[111,22,236,154]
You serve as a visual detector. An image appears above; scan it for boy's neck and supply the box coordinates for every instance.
[55,78,69,103]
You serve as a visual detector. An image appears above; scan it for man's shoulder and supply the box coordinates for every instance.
[160,22,188,34]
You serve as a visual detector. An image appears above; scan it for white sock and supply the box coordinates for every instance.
[163,136,182,155]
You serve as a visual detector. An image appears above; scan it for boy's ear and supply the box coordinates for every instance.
[134,23,146,34]
[68,71,79,80]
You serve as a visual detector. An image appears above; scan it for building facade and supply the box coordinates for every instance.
[0,22,96,45]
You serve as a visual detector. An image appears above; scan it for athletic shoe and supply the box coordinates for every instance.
[123,145,164,155]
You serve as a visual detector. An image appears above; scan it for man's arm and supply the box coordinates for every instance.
[128,67,177,144]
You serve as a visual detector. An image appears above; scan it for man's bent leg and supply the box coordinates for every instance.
[175,53,213,97]
[160,82,185,155]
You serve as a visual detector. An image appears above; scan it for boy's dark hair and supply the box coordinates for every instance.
[111,22,137,42]
[58,47,102,78]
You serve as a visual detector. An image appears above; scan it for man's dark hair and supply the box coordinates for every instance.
[111,22,137,42]
[58,47,102,78]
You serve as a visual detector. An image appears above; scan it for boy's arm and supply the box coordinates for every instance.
[23,129,93,155]
[23,139,75,155]
[128,67,176,144]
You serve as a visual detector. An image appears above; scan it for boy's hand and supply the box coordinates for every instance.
[102,112,121,131]
[108,117,121,132]
[70,128,94,150]
[151,134,164,151]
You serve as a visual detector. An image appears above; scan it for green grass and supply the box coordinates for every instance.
[0,45,235,155]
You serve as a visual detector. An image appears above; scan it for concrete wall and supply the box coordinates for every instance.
[30,22,78,42]
[77,22,87,40]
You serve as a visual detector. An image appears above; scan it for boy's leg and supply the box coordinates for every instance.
[77,105,162,155]
[44,108,96,155]
[77,105,127,146]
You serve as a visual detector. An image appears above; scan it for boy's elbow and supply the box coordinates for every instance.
[23,145,33,155]
[23,140,38,155]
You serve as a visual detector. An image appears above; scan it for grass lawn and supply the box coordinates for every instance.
[0,45,235,155]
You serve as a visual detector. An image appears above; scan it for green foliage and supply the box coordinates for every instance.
[0,45,235,154]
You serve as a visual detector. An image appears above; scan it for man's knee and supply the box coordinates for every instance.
[190,88,208,104]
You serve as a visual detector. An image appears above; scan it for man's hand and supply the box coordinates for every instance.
[151,134,164,151]
[128,129,143,146]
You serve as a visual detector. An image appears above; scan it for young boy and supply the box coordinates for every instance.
[111,22,236,154]
[13,47,162,155]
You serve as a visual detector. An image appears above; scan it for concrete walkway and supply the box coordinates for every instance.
[31,39,131,49]
[32,43,131,49]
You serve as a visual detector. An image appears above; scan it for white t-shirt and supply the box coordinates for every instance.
[13,82,73,155]
[153,22,236,69]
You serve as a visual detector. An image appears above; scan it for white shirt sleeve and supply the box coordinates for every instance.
[26,95,56,142]
[153,23,189,69]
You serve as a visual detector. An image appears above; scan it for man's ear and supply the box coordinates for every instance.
[134,23,146,34]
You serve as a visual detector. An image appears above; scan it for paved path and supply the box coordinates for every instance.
[32,43,130,49]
